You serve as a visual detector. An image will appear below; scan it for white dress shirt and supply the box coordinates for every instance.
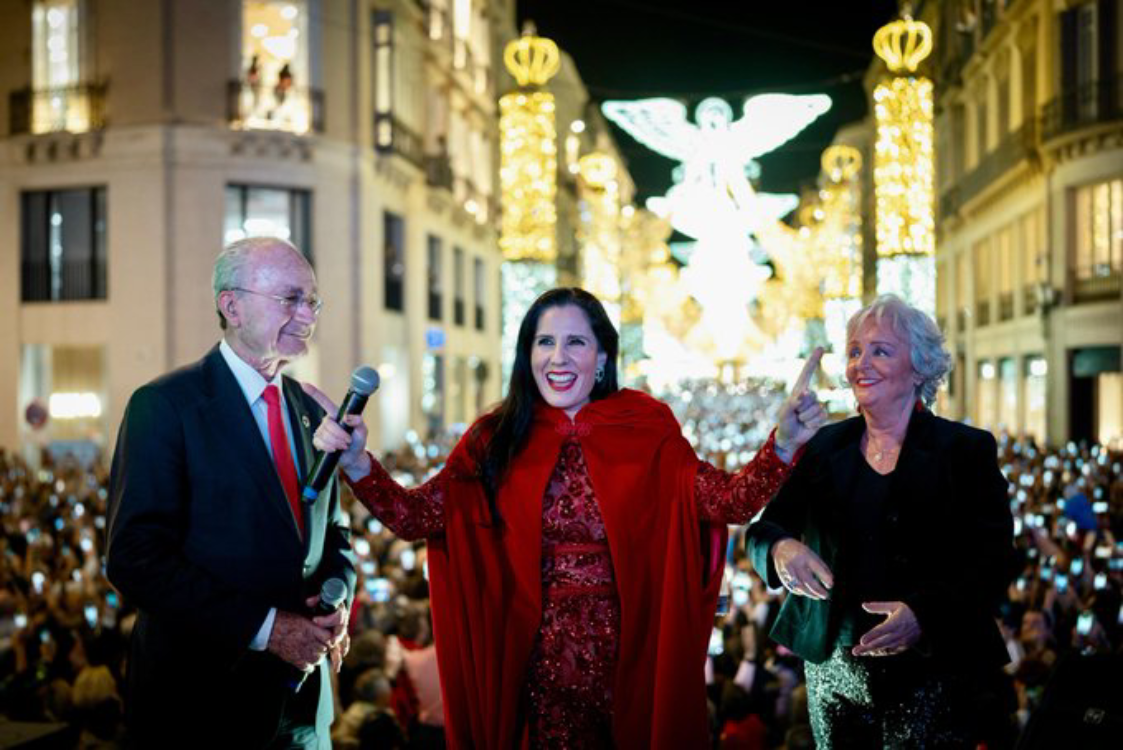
[218,339,301,650]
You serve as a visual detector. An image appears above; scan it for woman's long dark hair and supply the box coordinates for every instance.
[470,288,619,524]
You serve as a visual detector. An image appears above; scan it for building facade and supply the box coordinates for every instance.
[932,0,1123,447]
[0,0,514,456]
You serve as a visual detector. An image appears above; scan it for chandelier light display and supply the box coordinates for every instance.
[872,14,936,314]
[498,25,560,384]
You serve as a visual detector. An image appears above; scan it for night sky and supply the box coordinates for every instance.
[516,0,902,203]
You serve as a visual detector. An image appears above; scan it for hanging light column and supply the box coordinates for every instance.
[872,14,936,314]
[498,25,560,386]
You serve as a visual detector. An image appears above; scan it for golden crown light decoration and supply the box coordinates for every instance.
[872,12,936,315]
[873,17,933,73]
[499,24,561,386]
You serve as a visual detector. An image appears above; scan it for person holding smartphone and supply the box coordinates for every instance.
[746,295,1016,748]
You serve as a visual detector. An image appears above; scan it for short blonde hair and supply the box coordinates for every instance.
[845,294,951,406]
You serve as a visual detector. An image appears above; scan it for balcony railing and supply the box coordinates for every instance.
[1073,270,1121,302]
[1042,77,1123,141]
[22,258,107,302]
[976,300,991,327]
[227,79,324,135]
[425,152,454,190]
[998,291,1015,321]
[453,297,465,326]
[375,113,424,167]
[475,304,485,331]
[1023,284,1038,315]
[956,122,1036,208]
[10,82,108,135]
[956,309,967,333]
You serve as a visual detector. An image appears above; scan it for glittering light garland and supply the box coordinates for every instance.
[872,15,935,314]
[498,92,558,263]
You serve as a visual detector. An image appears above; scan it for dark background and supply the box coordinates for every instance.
[517,0,902,202]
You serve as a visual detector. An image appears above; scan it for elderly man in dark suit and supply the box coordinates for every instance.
[107,236,355,748]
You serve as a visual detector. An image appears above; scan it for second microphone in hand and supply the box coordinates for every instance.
[288,577,349,692]
[302,365,379,503]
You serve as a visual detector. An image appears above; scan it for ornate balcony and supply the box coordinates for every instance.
[1042,77,1123,142]
[9,82,108,135]
[953,122,1036,213]
[998,291,1015,322]
[1073,271,1121,303]
[425,152,454,190]
[375,113,424,167]
[227,79,324,135]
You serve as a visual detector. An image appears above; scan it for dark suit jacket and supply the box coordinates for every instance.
[747,408,1014,672]
[106,345,356,746]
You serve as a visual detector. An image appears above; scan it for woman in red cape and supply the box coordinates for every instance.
[309,288,825,749]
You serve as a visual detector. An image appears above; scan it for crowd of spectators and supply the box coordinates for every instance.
[2,382,1122,748]
[0,448,126,748]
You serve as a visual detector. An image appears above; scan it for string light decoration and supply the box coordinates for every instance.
[498,25,561,384]
[872,14,936,313]
[577,152,623,316]
[819,145,863,301]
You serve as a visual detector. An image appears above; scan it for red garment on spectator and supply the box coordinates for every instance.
[349,389,794,749]
[720,715,768,750]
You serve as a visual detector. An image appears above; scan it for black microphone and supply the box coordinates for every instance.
[303,366,379,503]
[288,577,348,693]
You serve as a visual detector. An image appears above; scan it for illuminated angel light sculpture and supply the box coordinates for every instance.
[603,94,831,362]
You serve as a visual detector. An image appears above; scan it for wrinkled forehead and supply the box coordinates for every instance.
[248,245,317,290]
[847,308,909,347]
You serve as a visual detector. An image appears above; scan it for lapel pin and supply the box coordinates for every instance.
[302,415,311,428]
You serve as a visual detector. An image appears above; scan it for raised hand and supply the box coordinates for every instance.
[302,381,372,480]
[775,347,827,460]
[851,600,922,657]
[772,537,834,600]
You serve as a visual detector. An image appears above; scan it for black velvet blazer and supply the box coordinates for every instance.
[747,408,1015,670]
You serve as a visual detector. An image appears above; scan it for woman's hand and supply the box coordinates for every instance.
[852,601,922,657]
[775,347,827,461]
[772,537,834,600]
[302,382,372,481]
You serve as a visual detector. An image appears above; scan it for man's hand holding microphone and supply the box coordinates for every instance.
[265,366,382,688]
[267,579,350,689]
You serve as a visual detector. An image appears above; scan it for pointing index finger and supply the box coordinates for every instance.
[793,347,824,395]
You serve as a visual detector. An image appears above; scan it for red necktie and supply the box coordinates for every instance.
[262,384,304,537]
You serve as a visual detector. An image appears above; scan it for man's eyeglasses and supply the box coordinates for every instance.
[230,287,324,316]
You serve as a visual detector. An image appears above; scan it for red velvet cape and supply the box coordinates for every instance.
[426,389,727,748]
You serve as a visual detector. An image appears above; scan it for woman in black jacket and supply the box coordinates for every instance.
[747,294,1015,748]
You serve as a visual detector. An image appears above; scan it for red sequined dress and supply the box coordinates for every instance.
[348,430,793,749]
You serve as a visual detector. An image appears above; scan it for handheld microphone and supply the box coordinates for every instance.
[303,366,379,503]
[289,577,349,693]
